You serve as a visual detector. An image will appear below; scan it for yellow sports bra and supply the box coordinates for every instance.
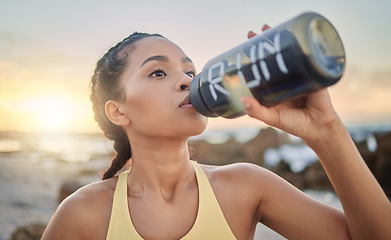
[106,161,237,240]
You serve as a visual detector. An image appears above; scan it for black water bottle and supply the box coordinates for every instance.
[189,12,345,118]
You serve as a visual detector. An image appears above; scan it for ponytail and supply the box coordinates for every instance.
[102,132,131,180]
[90,32,165,179]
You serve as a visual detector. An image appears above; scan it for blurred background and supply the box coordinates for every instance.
[1,0,390,239]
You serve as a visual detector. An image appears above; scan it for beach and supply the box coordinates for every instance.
[0,152,106,239]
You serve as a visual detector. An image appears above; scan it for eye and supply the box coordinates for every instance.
[186,71,195,79]
[150,69,167,78]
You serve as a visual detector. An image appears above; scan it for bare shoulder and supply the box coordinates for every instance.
[196,162,285,236]
[197,162,278,207]
[42,177,118,240]
[199,162,276,188]
[199,161,264,174]
[198,161,323,207]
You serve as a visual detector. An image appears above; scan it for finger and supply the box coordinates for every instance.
[247,31,257,39]
[262,24,271,31]
[240,96,275,125]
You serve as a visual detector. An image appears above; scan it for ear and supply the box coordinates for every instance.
[105,100,130,126]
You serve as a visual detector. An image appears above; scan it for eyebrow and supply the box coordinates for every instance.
[140,55,193,68]
[182,56,193,64]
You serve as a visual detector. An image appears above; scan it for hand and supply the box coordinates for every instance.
[241,89,339,140]
[242,26,340,141]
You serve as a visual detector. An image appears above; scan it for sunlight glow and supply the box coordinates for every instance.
[15,94,88,132]
[33,96,74,131]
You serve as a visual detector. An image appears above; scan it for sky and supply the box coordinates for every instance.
[0,0,390,133]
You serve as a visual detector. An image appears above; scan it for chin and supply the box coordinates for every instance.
[185,116,208,137]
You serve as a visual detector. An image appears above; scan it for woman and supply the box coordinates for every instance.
[42,31,391,240]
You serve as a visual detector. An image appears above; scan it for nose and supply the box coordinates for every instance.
[176,74,191,91]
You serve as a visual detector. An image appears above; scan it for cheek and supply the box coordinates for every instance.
[124,90,174,133]
[123,83,208,137]
[125,96,208,137]
[125,81,170,113]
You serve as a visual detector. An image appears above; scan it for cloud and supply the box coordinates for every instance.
[329,66,391,125]
[0,32,94,85]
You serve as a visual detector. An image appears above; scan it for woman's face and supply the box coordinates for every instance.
[119,37,207,139]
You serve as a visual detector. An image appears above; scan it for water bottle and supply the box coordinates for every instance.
[189,12,345,118]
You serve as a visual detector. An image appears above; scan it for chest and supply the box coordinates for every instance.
[128,186,199,239]
[106,166,259,240]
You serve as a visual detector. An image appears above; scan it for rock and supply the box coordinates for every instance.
[190,127,289,166]
[245,127,289,165]
[58,180,84,204]
[270,159,333,190]
[190,127,391,195]
[303,161,332,190]
[354,132,391,198]
[271,159,292,173]
[354,137,377,172]
[282,173,306,189]
[10,223,46,240]
[374,132,391,198]
[191,137,247,165]
[271,160,306,189]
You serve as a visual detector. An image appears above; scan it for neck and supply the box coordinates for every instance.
[126,134,195,198]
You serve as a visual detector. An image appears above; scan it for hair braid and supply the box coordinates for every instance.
[90,32,165,179]
[102,132,131,180]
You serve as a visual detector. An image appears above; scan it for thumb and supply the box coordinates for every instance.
[240,96,270,121]
[240,96,280,128]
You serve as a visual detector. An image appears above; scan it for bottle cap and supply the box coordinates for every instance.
[189,74,218,117]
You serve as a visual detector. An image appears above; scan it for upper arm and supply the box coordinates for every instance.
[42,183,112,240]
[255,167,351,240]
[42,192,90,240]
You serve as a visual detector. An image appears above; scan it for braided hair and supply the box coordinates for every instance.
[90,32,165,180]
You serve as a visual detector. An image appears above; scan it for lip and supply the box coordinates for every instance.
[179,95,193,109]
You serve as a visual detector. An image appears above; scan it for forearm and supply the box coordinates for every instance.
[305,119,391,240]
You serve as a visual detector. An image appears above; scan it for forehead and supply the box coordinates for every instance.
[130,37,187,64]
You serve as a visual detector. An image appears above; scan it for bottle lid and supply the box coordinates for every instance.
[307,15,345,81]
[189,74,219,117]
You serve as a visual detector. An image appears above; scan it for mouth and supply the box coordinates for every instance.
[179,95,193,108]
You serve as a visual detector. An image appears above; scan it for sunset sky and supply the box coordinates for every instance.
[1,0,390,133]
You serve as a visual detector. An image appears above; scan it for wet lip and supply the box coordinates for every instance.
[179,95,193,108]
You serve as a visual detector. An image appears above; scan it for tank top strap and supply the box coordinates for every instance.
[106,171,143,240]
[183,161,237,239]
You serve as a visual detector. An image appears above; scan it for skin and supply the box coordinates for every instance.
[42,35,391,240]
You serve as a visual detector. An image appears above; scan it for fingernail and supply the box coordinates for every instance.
[247,31,256,39]
[262,25,271,31]
[241,99,251,109]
